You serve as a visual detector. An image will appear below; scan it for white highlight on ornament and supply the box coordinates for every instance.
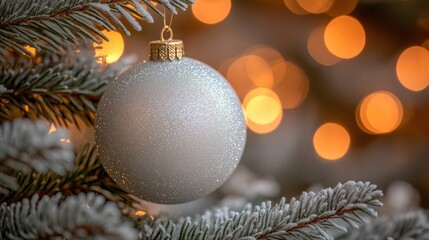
[96,57,247,204]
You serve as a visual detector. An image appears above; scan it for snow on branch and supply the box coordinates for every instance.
[138,181,383,240]
[0,192,137,240]
[0,119,74,194]
[0,144,138,210]
[337,210,429,240]
[0,50,123,127]
[0,0,194,56]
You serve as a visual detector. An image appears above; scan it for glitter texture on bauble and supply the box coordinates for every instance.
[96,56,247,204]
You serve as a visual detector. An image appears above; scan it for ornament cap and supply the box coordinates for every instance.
[149,26,184,61]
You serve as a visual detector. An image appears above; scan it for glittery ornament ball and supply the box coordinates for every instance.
[96,57,247,204]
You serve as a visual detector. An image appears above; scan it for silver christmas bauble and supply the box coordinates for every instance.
[96,57,247,204]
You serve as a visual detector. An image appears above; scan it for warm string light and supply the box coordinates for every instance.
[192,0,231,24]
[357,91,403,135]
[93,30,125,64]
[307,26,341,66]
[324,15,366,59]
[243,88,283,134]
[246,55,274,89]
[313,123,351,160]
[396,46,429,92]
[272,61,309,109]
[135,210,154,220]
[24,45,36,56]
[222,45,310,134]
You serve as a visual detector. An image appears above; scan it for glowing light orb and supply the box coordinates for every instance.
[324,16,365,59]
[24,45,36,56]
[272,61,309,109]
[94,30,125,64]
[227,55,257,100]
[313,123,350,160]
[307,26,341,66]
[357,91,403,134]
[246,55,274,89]
[192,0,231,24]
[396,46,429,92]
[243,88,283,134]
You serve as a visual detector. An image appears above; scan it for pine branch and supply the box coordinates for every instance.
[0,0,194,56]
[137,181,383,240]
[0,119,74,195]
[0,192,137,240]
[0,50,123,127]
[337,210,429,240]
[1,144,138,211]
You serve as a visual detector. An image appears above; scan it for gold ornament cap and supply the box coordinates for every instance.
[150,26,184,61]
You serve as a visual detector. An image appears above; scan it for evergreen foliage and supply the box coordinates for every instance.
[0,192,137,240]
[1,0,424,239]
[0,119,74,195]
[337,210,429,240]
[138,181,382,240]
[0,0,193,56]
[0,49,125,126]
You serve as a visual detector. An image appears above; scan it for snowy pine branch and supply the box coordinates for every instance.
[0,51,123,126]
[1,144,137,210]
[0,192,137,240]
[0,0,194,56]
[0,119,74,194]
[337,210,429,240]
[138,181,383,240]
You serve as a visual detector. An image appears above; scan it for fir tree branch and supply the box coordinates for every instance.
[0,119,74,194]
[336,210,429,240]
[0,192,137,240]
[1,144,138,211]
[138,181,383,240]
[0,0,194,56]
[0,50,122,127]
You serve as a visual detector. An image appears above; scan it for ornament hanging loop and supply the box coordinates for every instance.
[149,8,184,61]
[160,26,173,41]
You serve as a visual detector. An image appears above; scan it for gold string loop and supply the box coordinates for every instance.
[160,26,173,41]
[149,6,183,61]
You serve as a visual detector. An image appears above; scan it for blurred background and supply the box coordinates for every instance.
[70,0,429,216]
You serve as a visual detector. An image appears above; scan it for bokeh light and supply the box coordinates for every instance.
[135,210,154,220]
[396,46,429,92]
[324,16,366,59]
[24,45,36,56]
[296,0,333,14]
[94,30,125,64]
[227,55,257,100]
[192,0,231,24]
[357,91,403,135]
[243,88,283,134]
[326,0,358,16]
[307,26,342,66]
[272,61,309,109]
[246,55,274,88]
[283,0,308,15]
[313,123,350,160]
